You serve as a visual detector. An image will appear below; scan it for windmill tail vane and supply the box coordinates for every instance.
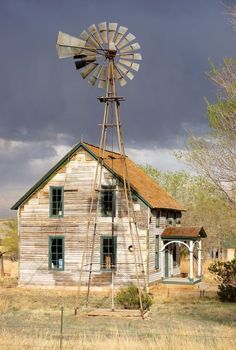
[56,22,147,319]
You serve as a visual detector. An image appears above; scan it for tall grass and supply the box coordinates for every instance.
[0,260,235,350]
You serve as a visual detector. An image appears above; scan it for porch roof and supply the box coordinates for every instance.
[161,226,207,240]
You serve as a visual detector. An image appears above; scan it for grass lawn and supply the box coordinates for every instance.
[0,279,235,350]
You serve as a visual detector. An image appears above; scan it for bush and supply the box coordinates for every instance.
[115,284,153,310]
[209,259,236,302]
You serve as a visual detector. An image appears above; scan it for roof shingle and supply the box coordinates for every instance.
[84,143,184,210]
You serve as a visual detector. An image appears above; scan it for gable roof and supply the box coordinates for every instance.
[11,142,185,211]
[162,226,207,239]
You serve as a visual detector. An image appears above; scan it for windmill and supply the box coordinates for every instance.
[56,22,147,317]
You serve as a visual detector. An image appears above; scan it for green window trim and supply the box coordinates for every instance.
[100,235,117,271]
[101,185,116,217]
[49,186,64,217]
[48,235,64,271]
[155,235,160,269]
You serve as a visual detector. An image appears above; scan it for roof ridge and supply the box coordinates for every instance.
[83,142,127,157]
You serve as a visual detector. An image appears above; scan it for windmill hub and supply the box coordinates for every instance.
[106,41,117,59]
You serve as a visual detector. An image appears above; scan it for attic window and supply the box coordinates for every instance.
[101,185,116,217]
[50,187,64,217]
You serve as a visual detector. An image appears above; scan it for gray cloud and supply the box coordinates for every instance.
[1,0,235,147]
[0,0,236,217]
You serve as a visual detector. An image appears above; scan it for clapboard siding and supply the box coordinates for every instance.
[19,149,148,287]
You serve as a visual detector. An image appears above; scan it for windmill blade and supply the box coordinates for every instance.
[88,65,103,86]
[57,31,86,49]
[80,29,99,49]
[119,59,140,72]
[74,55,96,70]
[114,26,128,46]
[119,53,142,61]
[56,45,83,59]
[98,65,107,89]
[116,63,134,80]
[98,22,108,44]
[80,63,98,79]
[117,33,136,49]
[116,63,128,75]
[108,23,118,43]
[119,42,141,53]
[88,24,104,47]
[114,66,127,87]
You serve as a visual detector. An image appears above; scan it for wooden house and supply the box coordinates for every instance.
[12,142,206,288]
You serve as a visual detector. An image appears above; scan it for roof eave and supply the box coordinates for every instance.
[11,142,85,210]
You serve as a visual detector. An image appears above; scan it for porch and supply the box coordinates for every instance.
[159,226,207,285]
[161,276,202,285]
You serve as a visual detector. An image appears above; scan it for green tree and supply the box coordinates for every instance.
[3,220,18,260]
[142,166,235,252]
[178,58,236,208]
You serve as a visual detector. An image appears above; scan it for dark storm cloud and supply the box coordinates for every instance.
[1,0,236,217]
[0,0,235,148]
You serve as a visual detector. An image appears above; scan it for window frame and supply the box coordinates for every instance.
[100,185,116,218]
[100,235,117,271]
[156,210,161,227]
[155,235,160,270]
[48,235,65,271]
[49,186,64,218]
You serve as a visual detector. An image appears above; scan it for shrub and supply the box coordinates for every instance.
[115,284,153,310]
[209,259,236,302]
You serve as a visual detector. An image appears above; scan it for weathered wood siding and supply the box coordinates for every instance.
[19,148,149,287]
[148,210,180,283]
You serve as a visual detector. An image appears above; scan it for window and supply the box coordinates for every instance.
[48,236,64,270]
[166,211,176,226]
[101,186,116,217]
[156,210,161,227]
[176,212,181,225]
[155,235,160,269]
[50,187,64,217]
[100,236,117,270]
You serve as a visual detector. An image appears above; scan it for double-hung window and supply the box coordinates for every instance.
[100,236,117,271]
[101,185,116,217]
[155,235,160,269]
[50,186,64,217]
[48,236,64,270]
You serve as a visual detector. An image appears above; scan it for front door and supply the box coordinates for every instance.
[165,249,169,277]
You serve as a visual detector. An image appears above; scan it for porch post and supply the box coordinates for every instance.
[160,241,164,279]
[189,240,194,281]
[197,240,202,277]
[170,247,173,276]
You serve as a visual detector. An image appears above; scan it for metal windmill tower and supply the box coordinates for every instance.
[56,22,147,317]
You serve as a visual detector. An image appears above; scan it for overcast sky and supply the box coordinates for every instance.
[1,0,236,217]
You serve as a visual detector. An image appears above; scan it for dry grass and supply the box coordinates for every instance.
[0,261,235,349]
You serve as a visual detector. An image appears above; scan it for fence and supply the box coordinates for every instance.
[0,304,235,350]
